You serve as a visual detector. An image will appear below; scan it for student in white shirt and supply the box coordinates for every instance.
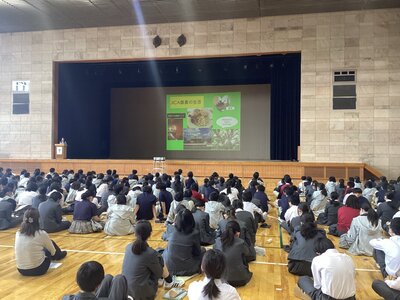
[242,190,267,223]
[372,276,400,299]
[370,217,400,278]
[188,249,241,300]
[296,237,356,300]
[205,191,225,230]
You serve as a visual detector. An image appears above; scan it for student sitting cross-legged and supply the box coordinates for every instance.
[122,220,183,299]
[63,261,129,300]
[15,208,67,276]
[295,237,356,300]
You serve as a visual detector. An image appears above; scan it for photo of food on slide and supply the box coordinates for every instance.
[183,128,212,149]
[211,129,240,150]
[167,118,183,140]
[187,108,213,128]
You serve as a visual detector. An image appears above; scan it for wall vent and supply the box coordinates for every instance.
[332,70,356,110]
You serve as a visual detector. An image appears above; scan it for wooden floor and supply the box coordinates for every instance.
[0,209,384,300]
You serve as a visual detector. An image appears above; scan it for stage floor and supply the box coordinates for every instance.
[0,208,383,299]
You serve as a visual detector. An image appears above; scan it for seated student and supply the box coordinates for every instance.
[325,176,337,198]
[69,189,103,234]
[16,181,38,208]
[191,183,206,203]
[329,195,360,237]
[213,220,252,287]
[242,190,267,226]
[363,181,377,203]
[15,208,67,276]
[32,184,48,209]
[284,193,301,226]
[310,183,328,218]
[205,191,225,230]
[287,213,326,277]
[336,178,346,201]
[134,185,157,221]
[288,203,311,235]
[192,200,216,246]
[377,191,400,233]
[185,171,196,191]
[220,181,239,203]
[38,191,71,233]
[296,237,356,300]
[127,185,142,208]
[166,191,194,224]
[157,182,174,218]
[218,206,256,262]
[104,194,135,236]
[352,188,370,207]
[200,178,216,201]
[253,184,269,214]
[0,186,22,230]
[163,208,204,276]
[233,199,257,246]
[372,277,400,300]
[370,218,400,279]
[316,191,342,226]
[63,261,128,300]
[122,220,183,299]
[339,202,382,256]
[188,249,240,300]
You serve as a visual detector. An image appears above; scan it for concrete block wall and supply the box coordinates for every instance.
[0,8,399,178]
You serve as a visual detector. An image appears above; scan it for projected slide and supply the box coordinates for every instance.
[166,92,241,151]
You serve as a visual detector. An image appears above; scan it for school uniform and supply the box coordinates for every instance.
[63,274,128,300]
[316,202,342,226]
[339,215,382,256]
[377,201,398,232]
[218,218,256,262]
[192,209,215,245]
[122,243,163,300]
[298,249,356,300]
[370,235,400,277]
[0,198,21,230]
[205,200,225,229]
[162,227,203,276]
[372,278,400,300]
[310,191,328,219]
[235,209,257,245]
[288,227,326,277]
[104,204,134,236]
[213,237,252,287]
[31,194,47,209]
[38,199,71,233]
[188,277,241,300]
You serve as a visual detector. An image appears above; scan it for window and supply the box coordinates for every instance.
[12,80,30,114]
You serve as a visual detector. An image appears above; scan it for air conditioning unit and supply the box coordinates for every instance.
[332,70,356,110]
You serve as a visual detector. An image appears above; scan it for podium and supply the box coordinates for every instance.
[55,143,67,159]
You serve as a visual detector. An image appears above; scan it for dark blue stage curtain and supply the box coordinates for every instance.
[58,53,300,160]
[270,55,301,161]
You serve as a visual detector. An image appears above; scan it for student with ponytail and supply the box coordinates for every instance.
[188,249,240,300]
[122,220,183,299]
[15,208,67,276]
[213,220,252,287]
[339,202,382,256]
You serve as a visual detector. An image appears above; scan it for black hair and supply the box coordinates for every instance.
[116,194,127,205]
[187,171,193,178]
[175,208,195,234]
[132,220,152,255]
[190,183,199,192]
[347,181,355,188]
[390,218,400,235]
[314,237,335,254]
[338,179,345,188]
[328,176,336,182]
[76,261,105,292]
[352,188,362,194]
[38,184,48,195]
[20,208,40,237]
[142,185,152,193]
[300,213,318,239]
[81,189,95,200]
[26,182,38,192]
[49,191,62,202]
[289,193,300,206]
[201,249,226,299]
[346,195,361,209]
[359,202,378,227]
[242,190,252,202]
[208,191,219,202]
[183,189,192,198]
[174,192,183,202]
[232,199,243,210]
[221,220,240,249]
[113,184,124,195]
[257,184,265,192]
[301,175,307,180]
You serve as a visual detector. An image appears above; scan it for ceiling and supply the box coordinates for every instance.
[0,0,399,33]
